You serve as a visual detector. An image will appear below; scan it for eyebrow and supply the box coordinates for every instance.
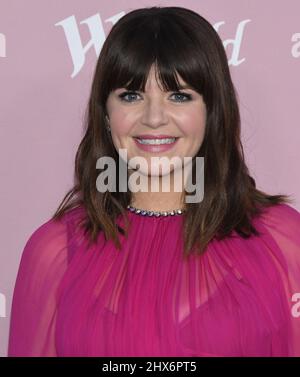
[177,84,193,90]
[119,84,194,92]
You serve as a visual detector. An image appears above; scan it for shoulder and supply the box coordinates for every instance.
[254,203,300,269]
[20,205,87,268]
[258,203,300,231]
[27,205,86,242]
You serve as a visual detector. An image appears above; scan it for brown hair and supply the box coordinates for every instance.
[52,6,292,257]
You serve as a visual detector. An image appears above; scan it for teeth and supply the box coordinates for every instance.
[136,138,177,145]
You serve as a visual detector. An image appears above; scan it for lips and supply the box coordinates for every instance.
[134,134,178,139]
[133,136,179,152]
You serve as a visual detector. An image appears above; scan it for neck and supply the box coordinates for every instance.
[128,169,186,212]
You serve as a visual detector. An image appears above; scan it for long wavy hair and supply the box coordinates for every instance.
[52,6,292,257]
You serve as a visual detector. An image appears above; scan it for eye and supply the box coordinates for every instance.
[118,91,141,102]
[117,91,192,103]
[170,92,192,102]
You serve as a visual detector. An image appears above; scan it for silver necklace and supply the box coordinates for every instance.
[127,204,186,217]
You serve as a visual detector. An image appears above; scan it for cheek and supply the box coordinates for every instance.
[182,115,206,141]
[111,117,131,136]
[180,113,206,156]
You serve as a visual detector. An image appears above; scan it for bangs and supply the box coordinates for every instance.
[103,13,209,97]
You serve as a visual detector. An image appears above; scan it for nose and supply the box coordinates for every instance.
[140,97,169,129]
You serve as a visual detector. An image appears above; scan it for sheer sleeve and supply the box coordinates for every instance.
[260,203,300,356]
[7,216,70,357]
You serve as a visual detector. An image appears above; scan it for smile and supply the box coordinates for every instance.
[133,137,179,152]
[135,137,177,145]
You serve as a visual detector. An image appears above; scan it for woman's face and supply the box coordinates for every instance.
[105,65,206,177]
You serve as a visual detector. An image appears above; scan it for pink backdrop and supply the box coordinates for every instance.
[0,0,299,357]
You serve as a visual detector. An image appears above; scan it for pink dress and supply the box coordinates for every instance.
[7,203,300,357]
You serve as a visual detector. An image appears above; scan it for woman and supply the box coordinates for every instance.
[8,6,300,357]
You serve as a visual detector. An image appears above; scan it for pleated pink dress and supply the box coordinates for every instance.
[7,203,300,356]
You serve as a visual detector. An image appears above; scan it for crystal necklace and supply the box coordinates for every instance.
[127,204,186,217]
